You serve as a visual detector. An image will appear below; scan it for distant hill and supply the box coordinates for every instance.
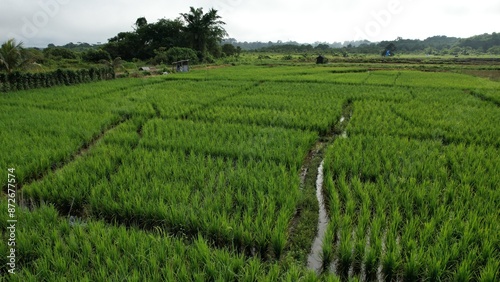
[226,33,500,55]
[39,32,500,57]
[457,33,500,52]
[44,42,104,51]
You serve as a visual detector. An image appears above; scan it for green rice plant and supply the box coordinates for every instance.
[337,237,353,279]
[453,258,474,282]
[281,263,305,282]
[400,219,419,258]
[479,258,499,282]
[353,234,365,274]
[425,251,449,282]
[402,250,422,282]
[345,198,357,223]
[395,70,499,89]
[189,81,347,134]
[321,224,335,271]
[335,172,350,212]
[364,243,379,281]
[139,119,317,169]
[270,213,289,260]
[369,216,384,250]
[0,105,120,186]
[337,218,353,278]
[382,250,400,282]
[1,200,319,281]
[322,273,342,282]
[479,240,496,268]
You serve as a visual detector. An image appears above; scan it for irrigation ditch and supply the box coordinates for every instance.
[286,100,353,272]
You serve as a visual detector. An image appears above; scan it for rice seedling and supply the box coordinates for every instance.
[364,243,379,281]
[402,250,422,282]
[352,235,365,274]
[453,258,474,282]
[321,225,335,272]
[479,258,499,282]
[337,216,354,278]
[382,250,400,282]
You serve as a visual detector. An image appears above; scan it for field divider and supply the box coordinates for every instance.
[8,114,131,196]
[178,80,265,120]
[16,115,150,228]
[467,90,500,107]
[286,99,353,272]
[392,71,402,86]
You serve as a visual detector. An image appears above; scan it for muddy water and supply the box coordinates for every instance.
[307,160,329,273]
[305,112,351,274]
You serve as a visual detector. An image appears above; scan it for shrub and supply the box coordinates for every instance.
[0,67,114,92]
[82,49,111,63]
[43,47,79,60]
[156,47,198,64]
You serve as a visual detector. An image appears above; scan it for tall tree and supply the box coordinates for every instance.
[104,18,184,61]
[0,39,31,73]
[135,17,148,29]
[180,7,227,60]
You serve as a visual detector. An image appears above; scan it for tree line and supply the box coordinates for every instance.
[1,5,499,76]
[227,33,500,56]
[103,7,232,62]
[1,7,236,74]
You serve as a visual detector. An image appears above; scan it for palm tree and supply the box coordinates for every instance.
[0,39,31,73]
[180,7,227,60]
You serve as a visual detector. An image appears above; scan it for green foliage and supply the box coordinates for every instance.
[104,8,226,62]
[43,47,79,60]
[82,49,111,63]
[487,46,500,55]
[0,39,32,73]
[154,47,198,64]
[222,43,240,57]
[0,67,114,92]
[105,18,185,61]
[458,32,500,52]
[180,7,227,60]
[0,201,311,281]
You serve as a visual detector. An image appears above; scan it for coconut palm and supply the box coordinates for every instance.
[0,39,31,73]
[180,7,227,60]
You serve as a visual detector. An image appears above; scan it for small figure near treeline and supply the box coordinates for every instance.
[382,43,397,56]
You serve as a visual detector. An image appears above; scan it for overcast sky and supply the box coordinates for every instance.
[1,0,499,47]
